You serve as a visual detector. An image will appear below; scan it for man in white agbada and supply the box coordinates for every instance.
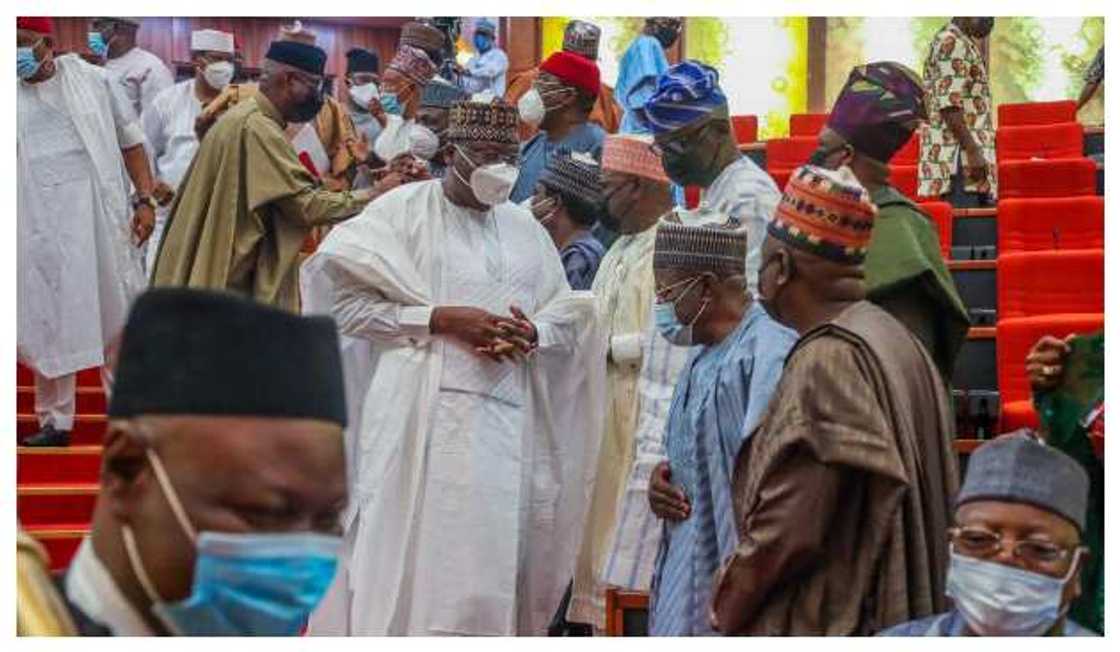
[564,134,691,633]
[17,17,156,447]
[301,100,605,636]
[141,29,235,272]
[88,17,174,117]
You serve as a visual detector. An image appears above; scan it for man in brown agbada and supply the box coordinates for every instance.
[151,39,376,312]
[709,165,959,635]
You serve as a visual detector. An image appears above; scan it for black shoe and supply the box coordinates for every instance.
[21,424,71,447]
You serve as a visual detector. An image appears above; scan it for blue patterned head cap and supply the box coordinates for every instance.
[638,60,728,135]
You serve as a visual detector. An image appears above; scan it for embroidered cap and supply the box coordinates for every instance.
[601,134,670,184]
[563,20,601,60]
[447,99,520,146]
[768,165,878,265]
[387,45,437,86]
[654,208,748,277]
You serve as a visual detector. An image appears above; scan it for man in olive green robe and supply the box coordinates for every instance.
[153,40,376,312]
[809,62,968,379]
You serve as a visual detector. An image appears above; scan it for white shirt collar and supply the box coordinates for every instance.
[66,538,155,636]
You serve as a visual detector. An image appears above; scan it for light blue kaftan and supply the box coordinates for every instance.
[615,35,668,135]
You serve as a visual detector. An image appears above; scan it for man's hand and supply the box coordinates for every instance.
[131,204,156,246]
[1027,334,1075,392]
[368,96,387,127]
[963,143,989,183]
[389,153,432,181]
[432,306,522,359]
[152,181,175,207]
[371,172,408,197]
[648,461,690,521]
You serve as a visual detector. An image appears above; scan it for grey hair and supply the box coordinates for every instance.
[259,58,302,82]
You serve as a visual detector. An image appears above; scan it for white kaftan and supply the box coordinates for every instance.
[699,156,781,295]
[300,180,605,636]
[17,54,146,380]
[105,46,174,118]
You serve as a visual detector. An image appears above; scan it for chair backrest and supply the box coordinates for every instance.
[997,197,1104,253]
[889,165,919,201]
[996,122,1084,161]
[917,201,953,258]
[997,100,1077,127]
[996,314,1104,403]
[997,158,1097,199]
[604,588,650,636]
[997,249,1104,320]
[890,133,920,166]
[789,113,829,137]
[731,115,759,145]
[765,137,817,170]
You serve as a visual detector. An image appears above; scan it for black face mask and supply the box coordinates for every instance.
[654,24,680,49]
[290,89,325,124]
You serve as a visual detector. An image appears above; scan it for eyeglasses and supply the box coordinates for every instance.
[949,526,1081,566]
[650,123,712,157]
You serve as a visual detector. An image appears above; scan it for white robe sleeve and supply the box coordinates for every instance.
[102,68,145,149]
[323,261,435,347]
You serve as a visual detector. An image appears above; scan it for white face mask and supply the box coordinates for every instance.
[202,61,234,92]
[517,88,546,126]
[945,548,1080,636]
[349,82,379,110]
[454,145,519,207]
[408,123,441,160]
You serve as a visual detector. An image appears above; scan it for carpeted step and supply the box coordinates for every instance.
[16,365,103,388]
[17,414,107,445]
[18,484,99,526]
[17,446,102,484]
[17,386,107,414]
[24,524,89,571]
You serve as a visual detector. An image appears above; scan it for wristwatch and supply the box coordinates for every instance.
[131,194,158,210]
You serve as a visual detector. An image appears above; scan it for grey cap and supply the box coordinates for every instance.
[957,433,1089,532]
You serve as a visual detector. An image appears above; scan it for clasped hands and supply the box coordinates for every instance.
[431,305,538,363]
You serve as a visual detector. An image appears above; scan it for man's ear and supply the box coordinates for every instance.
[100,422,152,523]
[1065,548,1089,604]
[774,249,794,286]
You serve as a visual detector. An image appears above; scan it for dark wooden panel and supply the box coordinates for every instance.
[505,16,540,75]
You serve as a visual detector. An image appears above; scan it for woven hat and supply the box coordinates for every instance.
[400,21,446,54]
[563,20,601,60]
[957,433,1090,533]
[447,100,520,146]
[828,61,928,162]
[387,45,437,86]
[768,165,877,265]
[601,134,670,184]
[654,209,748,277]
[539,149,604,208]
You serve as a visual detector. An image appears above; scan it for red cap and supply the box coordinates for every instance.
[540,50,600,98]
[17,17,54,35]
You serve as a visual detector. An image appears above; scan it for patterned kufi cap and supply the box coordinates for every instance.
[400,21,447,54]
[540,149,604,206]
[638,60,728,135]
[828,61,928,162]
[769,165,878,265]
[447,100,520,146]
[601,134,670,184]
[421,80,470,108]
[563,20,601,60]
[387,45,437,86]
[654,208,748,277]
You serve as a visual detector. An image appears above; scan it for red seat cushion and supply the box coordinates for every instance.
[731,115,759,145]
[997,122,1084,161]
[890,133,920,166]
[1001,399,1041,433]
[789,113,829,137]
[997,197,1104,253]
[997,250,1104,320]
[684,185,701,209]
[997,100,1077,127]
[769,168,793,191]
[997,314,1104,406]
[888,165,919,201]
[997,158,1097,198]
[765,137,817,170]
[917,201,953,258]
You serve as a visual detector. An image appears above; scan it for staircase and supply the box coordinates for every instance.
[17,364,106,570]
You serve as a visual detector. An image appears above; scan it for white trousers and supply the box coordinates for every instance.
[34,364,113,431]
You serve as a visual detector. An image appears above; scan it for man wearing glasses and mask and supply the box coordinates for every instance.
[881,433,1096,636]
[151,39,377,313]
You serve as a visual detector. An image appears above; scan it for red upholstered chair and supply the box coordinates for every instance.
[997,314,1104,432]
[684,185,701,209]
[997,197,1104,253]
[888,165,920,201]
[789,113,829,137]
[731,115,759,145]
[997,249,1103,320]
[890,133,920,166]
[996,122,1084,161]
[917,201,953,258]
[765,137,817,191]
[997,100,1077,127]
[997,158,1097,198]
[769,169,793,191]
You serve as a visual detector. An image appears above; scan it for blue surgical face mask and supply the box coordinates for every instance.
[945,547,1080,636]
[380,91,402,116]
[17,46,42,80]
[654,276,708,347]
[88,31,110,58]
[121,446,342,636]
[474,33,493,53]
